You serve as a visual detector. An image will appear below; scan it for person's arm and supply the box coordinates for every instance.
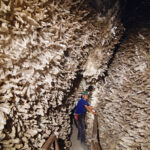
[84,105,97,115]
[89,106,98,113]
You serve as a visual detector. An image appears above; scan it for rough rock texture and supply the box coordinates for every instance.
[85,1,150,149]
[96,27,150,150]
[0,0,123,149]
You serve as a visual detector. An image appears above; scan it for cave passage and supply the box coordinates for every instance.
[70,121,89,150]
[69,105,89,150]
[69,0,150,150]
[0,0,150,150]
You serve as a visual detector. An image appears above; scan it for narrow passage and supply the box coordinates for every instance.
[70,123,89,150]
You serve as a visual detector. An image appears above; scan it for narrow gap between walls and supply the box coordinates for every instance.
[103,30,127,78]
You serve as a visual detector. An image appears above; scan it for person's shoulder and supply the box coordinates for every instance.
[79,97,83,100]
[77,98,82,103]
[78,98,84,103]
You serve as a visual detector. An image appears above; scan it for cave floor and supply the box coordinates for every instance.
[70,123,89,150]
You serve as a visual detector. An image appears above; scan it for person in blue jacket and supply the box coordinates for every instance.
[74,91,97,143]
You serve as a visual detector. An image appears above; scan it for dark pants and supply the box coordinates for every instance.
[77,114,86,143]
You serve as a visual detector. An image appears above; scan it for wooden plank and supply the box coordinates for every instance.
[91,141,101,150]
[42,134,56,150]
[90,115,102,150]
[55,138,60,150]
[92,116,98,140]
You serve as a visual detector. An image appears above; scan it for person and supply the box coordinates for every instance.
[74,91,97,143]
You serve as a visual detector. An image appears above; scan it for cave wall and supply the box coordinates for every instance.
[96,27,150,150]
[85,1,150,150]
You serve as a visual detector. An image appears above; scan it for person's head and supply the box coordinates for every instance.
[83,91,88,100]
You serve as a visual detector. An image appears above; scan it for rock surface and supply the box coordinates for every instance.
[96,26,150,150]
[86,1,150,149]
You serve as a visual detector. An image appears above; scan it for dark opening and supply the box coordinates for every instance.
[121,0,150,29]
[57,139,65,150]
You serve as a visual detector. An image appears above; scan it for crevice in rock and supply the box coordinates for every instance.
[57,139,66,150]
[103,31,127,78]
[64,70,83,103]
[102,0,150,79]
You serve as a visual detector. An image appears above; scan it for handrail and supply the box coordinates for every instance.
[42,133,60,150]
[90,115,102,150]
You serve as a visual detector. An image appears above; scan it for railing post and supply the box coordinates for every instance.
[90,115,102,150]
[55,138,60,150]
[42,133,58,150]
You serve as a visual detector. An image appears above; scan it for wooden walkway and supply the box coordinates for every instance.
[42,116,102,150]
